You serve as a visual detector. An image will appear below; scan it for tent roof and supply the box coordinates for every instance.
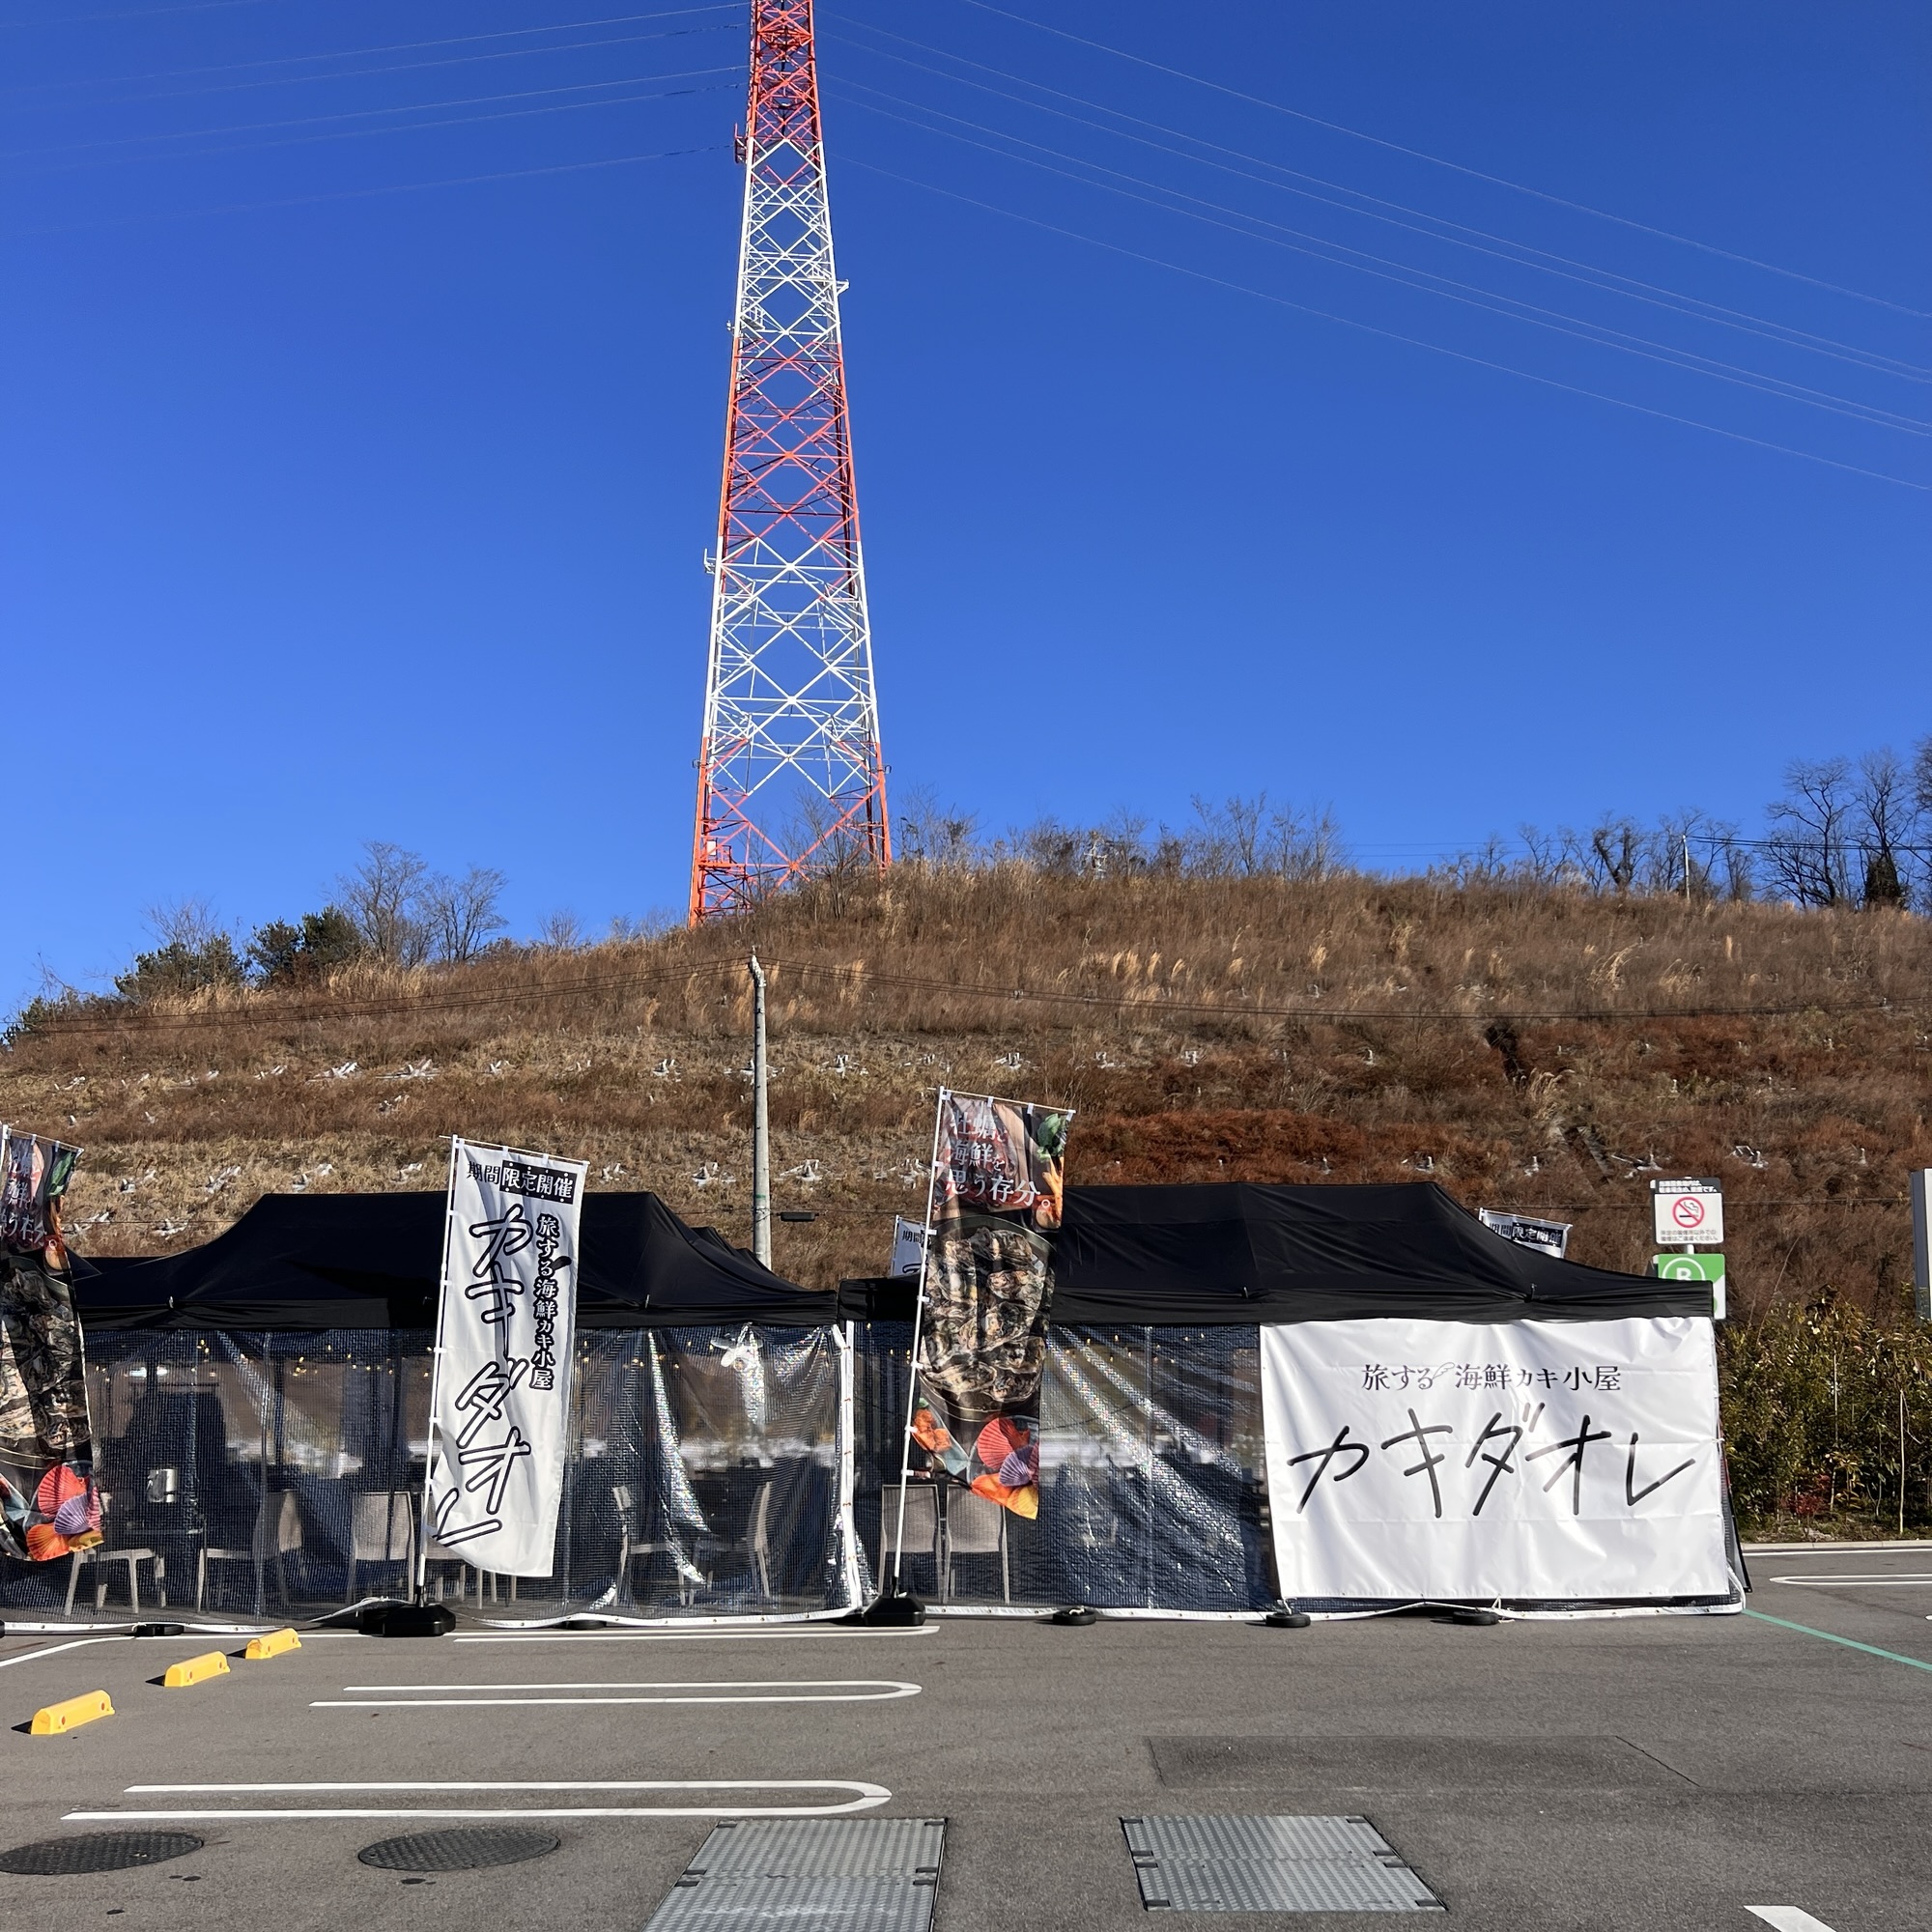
[841,1181,1712,1325]
[77,1190,833,1331]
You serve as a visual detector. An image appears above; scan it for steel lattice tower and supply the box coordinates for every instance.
[689,0,889,922]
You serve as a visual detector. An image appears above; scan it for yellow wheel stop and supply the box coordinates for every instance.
[244,1627,301,1661]
[30,1690,113,1735]
[163,1651,231,1689]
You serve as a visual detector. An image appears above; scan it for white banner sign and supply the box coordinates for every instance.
[1261,1318,1727,1604]
[425,1138,587,1577]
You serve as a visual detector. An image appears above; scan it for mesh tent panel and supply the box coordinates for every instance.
[854,1323,1273,1613]
[3,1325,860,1623]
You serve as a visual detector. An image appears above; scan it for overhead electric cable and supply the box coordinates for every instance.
[14,948,1917,1039]
[11,21,740,113]
[838,86,1931,438]
[15,957,751,1036]
[5,4,739,91]
[4,0,288,25]
[953,0,1932,320]
[840,156,1930,494]
[8,62,737,164]
[834,23,1932,384]
[5,143,722,242]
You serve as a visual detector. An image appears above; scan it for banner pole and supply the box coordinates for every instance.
[890,1089,948,1592]
[416,1135,462,1603]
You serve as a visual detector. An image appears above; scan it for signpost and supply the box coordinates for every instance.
[1652,1251,1727,1321]
[1651,1179,1725,1320]
[1912,1171,1931,1321]
[1651,1178,1723,1248]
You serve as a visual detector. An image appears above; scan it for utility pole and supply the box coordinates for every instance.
[750,952,771,1267]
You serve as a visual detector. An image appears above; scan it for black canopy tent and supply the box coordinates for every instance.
[11,1192,861,1627]
[841,1180,1710,1323]
[78,1190,835,1331]
[18,1181,1727,1625]
[838,1181,1737,1619]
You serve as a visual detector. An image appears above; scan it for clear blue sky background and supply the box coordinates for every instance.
[4,0,1926,1013]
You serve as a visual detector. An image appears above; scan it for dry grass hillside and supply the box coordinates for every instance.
[7,865,1928,1320]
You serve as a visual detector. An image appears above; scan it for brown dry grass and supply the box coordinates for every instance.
[7,867,1929,1314]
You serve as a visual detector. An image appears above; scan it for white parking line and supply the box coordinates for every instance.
[68,1778,891,1822]
[0,1636,128,1671]
[453,1627,933,1644]
[316,1679,921,1708]
[1747,1908,1839,1931]
[1770,1574,1932,1587]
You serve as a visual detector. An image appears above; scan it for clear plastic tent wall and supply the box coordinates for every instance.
[853,1324,1274,1614]
[1,1324,863,1625]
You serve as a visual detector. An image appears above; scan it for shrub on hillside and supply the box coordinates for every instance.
[113,900,244,1002]
[247,906,365,985]
[1719,1296,1932,1533]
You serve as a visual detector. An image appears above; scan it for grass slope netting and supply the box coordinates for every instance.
[853,1324,1273,1613]
[0,1325,859,1624]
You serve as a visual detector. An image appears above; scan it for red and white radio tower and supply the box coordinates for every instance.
[689,0,889,923]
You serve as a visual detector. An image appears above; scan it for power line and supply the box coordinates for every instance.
[10,20,740,114]
[833,22,1932,385]
[2,0,289,26]
[12,957,750,1037]
[760,957,1912,1027]
[953,0,1932,321]
[8,63,737,166]
[835,85,1931,440]
[15,949,1915,1041]
[5,4,740,90]
[5,142,723,243]
[840,156,1931,494]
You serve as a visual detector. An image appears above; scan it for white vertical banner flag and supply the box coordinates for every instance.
[425,1138,588,1577]
[1261,1317,1727,1604]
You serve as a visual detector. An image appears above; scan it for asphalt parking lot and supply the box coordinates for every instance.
[3,1545,1930,1931]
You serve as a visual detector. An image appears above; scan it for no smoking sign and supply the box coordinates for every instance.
[1652,1178,1723,1246]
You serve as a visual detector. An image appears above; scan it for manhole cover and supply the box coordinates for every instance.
[1122,1815,1442,1913]
[357,1829,559,1873]
[0,1832,204,1876]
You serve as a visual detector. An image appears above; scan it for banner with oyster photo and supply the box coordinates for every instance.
[0,1126,100,1564]
[906,1089,1072,1520]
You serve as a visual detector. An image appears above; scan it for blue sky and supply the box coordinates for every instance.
[4,0,1926,1010]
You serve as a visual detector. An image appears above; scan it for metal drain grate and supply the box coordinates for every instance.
[357,1828,559,1872]
[0,1832,204,1876]
[1122,1815,1443,1913]
[644,1817,946,1932]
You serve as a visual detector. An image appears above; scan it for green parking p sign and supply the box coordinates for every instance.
[1653,1250,1726,1320]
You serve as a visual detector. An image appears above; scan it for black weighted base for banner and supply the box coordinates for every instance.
[1451,1606,1501,1627]
[356,1601,455,1638]
[1264,1607,1313,1629]
[1050,1605,1098,1627]
[852,1589,925,1628]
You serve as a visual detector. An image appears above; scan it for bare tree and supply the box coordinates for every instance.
[425,866,509,963]
[340,840,431,964]
[1086,810,1150,878]
[1765,758,1855,907]
[895,784,977,867]
[537,909,583,952]
[1276,804,1345,881]
[1587,819,1640,895]
[1855,748,1910,908]
[144,896,230,950]
[1189,794,1345,880]
[115,898,243,1000]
